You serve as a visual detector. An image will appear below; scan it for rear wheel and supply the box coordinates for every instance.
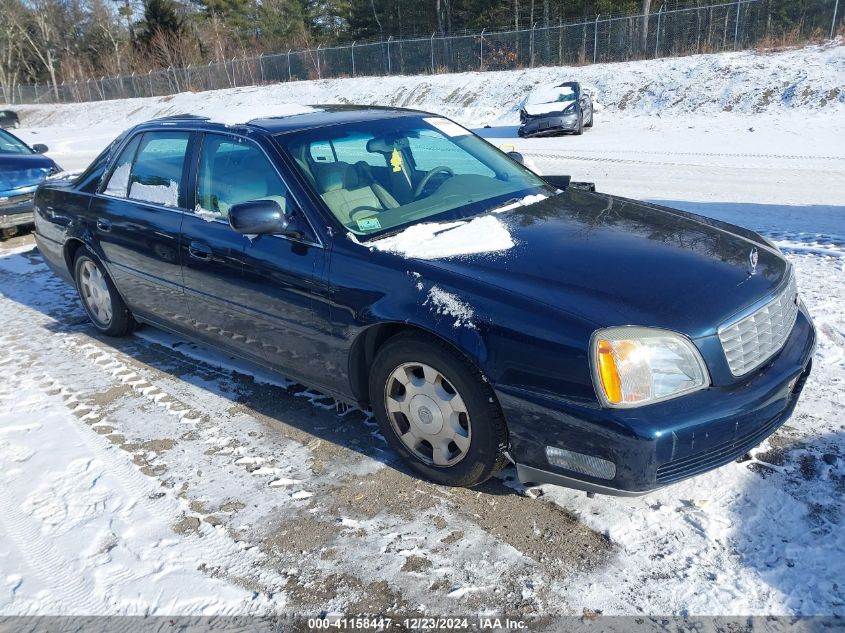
[369,332,508,487]
[585,112,594,128]
[74,248,135,336]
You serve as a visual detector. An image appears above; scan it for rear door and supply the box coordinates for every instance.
[90,130,192,324]
[180,132,330,385]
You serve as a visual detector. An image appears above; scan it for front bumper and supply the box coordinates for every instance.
[0,190,36,229]
[519,112,579,137]
[500,307,816,495]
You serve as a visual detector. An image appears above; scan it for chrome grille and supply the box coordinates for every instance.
[718,272,799,376]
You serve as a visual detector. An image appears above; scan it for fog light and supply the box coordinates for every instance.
[545,447,616,480]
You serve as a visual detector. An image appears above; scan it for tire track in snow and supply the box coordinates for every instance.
[539,148,845,162]
[522,150,845,171]
[0,373,111,615]
[0,286,291,609]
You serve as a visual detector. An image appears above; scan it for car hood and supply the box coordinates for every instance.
[426,190,789,338]
[0,153,57,193]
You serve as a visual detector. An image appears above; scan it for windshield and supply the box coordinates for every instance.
[527,84,577,106]
[278,116,550,237]
[0,129,33,155]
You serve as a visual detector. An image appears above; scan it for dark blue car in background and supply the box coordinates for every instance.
[33,106,815,495]
[1,128,60,238]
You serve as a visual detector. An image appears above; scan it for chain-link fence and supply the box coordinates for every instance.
[3,0,842,105]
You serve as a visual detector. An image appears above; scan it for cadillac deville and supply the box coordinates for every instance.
[33,106,815,495]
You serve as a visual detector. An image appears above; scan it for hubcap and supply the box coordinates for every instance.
[79,260,113,327]
[384,362,471,467]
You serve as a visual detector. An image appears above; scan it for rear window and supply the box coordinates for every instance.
[128,132,190,207]
[103,131,190,208]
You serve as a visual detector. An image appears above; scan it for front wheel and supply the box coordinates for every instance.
[573,114,584,135]
[74,248,135,336]
[369,332,508,487]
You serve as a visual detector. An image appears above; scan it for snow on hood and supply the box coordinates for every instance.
[366,195,546,260]
[523,83,578,116]
[371,215,513,260]
[46,169,82,181]
[205,103,319,127]
[492,193,548,213]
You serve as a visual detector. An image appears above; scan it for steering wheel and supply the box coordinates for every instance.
[413,166,454,198]
[349,206,383,222]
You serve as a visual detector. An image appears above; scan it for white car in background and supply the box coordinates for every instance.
[519,81,594,137]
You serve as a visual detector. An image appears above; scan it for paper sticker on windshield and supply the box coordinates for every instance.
[356,216,381,231]
[424,117,470,137]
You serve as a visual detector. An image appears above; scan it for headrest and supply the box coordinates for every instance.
[366,137,397,154]
[315,162,360,192]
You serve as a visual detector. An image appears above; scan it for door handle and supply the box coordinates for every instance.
[188,241,212,261]
[96,218,112,232]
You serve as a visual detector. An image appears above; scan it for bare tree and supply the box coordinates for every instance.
[370,0,383,37]
[641,0,652,55]
[0,0,27,101]
[14,0,62,99]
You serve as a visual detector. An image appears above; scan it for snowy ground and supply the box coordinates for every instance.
[1,43,844,617]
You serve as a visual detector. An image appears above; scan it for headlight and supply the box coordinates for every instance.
[563,103,577,114]
[590,327,710,408]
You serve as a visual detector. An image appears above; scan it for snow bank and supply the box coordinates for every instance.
[372,215,514,260]
[9,41,844,130]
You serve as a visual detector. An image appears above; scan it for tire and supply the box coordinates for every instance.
[573,114,584,135]
[369,332,508,487]
[585,112,594,128]
[73,248,135,336]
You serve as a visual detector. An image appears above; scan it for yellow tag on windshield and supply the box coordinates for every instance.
[390,148,402,172]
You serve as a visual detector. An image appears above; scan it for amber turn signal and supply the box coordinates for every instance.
[596,339,622,404]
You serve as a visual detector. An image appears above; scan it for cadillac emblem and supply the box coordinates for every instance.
[748,247,759,276]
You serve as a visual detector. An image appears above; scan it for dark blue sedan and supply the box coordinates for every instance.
[33,106,815,495]
[1,128,60,237]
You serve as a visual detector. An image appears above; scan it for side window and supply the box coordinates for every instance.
[408,130,495,177]
[196,134,289,219]
[126,131,190,207]
[103,135,141,198]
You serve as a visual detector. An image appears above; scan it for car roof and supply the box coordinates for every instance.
[138,104,431,136]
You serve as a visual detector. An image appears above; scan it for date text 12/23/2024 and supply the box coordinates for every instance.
[308,617,528,630]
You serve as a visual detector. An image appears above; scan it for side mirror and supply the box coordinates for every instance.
[229,199,293,236]
[32,143,48,154]
[507,151,525,165]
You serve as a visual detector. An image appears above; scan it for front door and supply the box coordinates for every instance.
[180,132,329,384]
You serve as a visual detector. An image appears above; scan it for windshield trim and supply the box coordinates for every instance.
[360,186,552,242]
